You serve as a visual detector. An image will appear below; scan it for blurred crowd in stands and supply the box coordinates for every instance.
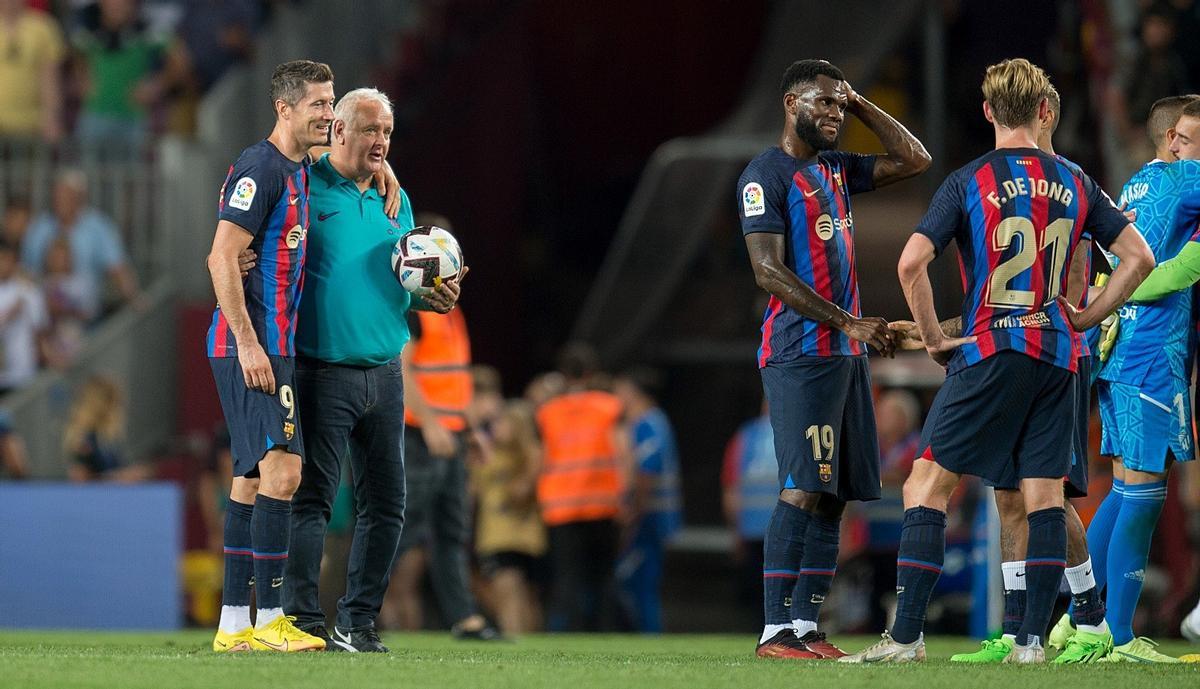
[0,0,281,398]
[0,0,276,148]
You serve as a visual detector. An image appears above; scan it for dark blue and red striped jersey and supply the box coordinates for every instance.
[737,147,877,366]
[915,148,1127,374]
[1056,154,1096,359]
[206,140,310,358]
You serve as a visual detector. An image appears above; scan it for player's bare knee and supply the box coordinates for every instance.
[994,489,1026,525]
[1124,465,1168,485]
[230,477,259,504]
[778,488,819,511]
[1019,478,1063,512]
[257,450,303,499]
[902,461,955,511]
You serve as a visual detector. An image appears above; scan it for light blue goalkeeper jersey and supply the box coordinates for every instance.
[1100,159,1200,385]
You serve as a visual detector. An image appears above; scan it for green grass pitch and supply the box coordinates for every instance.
[2,631,1198,689]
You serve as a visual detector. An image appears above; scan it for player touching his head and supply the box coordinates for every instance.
[206,59,335,653]
[736,58,931,660]
[842,58,1153,664]
[1082,94,1200,663]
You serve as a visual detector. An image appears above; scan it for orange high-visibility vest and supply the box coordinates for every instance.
[535,390,624,526]
[404,309,472,431]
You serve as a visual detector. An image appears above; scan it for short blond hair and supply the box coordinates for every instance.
[982,58,1051,128]
[1045,83,1060,134]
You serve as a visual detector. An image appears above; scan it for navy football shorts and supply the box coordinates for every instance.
[761,356,881,502]
[210,355,304,477]
[984,354,1090,497]
[919,351,1074,486]
[1065,355,1092,497]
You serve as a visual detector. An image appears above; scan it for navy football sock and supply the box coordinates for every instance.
[1064,556,1104,629]
[1000,561,1027,637]
[251,494,292,613]
[791,513,840,627]
[221,500,255,608]
[1016,507,1066,647]
[762,500,811,625]
[891,507,946,644]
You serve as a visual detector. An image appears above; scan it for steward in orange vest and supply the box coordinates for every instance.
[535,390,625,526]
[535,343,625,631]
[404,309,472,434]
[398,304,499,639]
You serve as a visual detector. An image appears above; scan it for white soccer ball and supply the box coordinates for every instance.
[391,226,464,296]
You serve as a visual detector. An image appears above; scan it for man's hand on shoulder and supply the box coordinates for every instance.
[375,162,401,218]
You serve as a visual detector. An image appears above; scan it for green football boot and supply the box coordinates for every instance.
[1047,614,1076,651]
[1106,637,1180,663]
[1052,628,1113,664]
[950,636,1014,663]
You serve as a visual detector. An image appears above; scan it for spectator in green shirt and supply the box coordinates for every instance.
[70,0,167,154]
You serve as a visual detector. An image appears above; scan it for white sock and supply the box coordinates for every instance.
[255,607,284,628]
[1001,633,1016,641]
[759,623,794,645]
[792,619,817,637]
[219,605,252,634]
[1063,558,1096,594]
[1078,619,1108,635]
[1001,560,1026,591]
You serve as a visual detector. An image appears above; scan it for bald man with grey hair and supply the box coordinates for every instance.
[283,85,466,652]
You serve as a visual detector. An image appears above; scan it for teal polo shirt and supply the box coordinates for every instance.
[296,154,415,366]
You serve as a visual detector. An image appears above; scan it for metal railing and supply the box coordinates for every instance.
[0,140,167,284]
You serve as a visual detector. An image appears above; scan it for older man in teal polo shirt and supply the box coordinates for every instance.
[282,87,463,653]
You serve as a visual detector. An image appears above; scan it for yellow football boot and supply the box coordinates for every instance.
[212,627,255,653]
[249,615,326,652]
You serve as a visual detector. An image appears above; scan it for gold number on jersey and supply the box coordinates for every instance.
[279,385,295,420]
[805,424,835,461]
[985,217,1073,309]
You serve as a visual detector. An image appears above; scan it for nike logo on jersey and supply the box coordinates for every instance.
[318,211,340,221]
[289,195,299,206]
[803,188,821,198]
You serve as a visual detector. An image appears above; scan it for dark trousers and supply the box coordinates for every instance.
[616,523,667,633]
[547,518,619,631]
[283,356,406,632]
[397,425,475,625]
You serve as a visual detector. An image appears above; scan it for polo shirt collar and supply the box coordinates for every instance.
[315,153,381,199]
